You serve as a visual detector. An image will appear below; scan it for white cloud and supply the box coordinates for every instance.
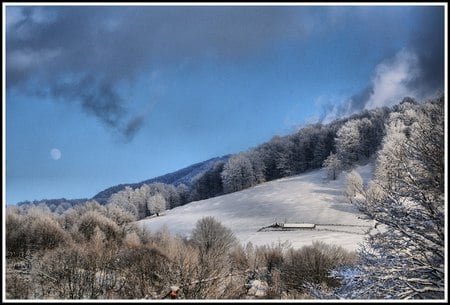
[314,49,421,123]
[314,94,348,124]
[365,49,420,110]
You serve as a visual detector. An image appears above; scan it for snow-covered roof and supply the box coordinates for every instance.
[281,223,315,228]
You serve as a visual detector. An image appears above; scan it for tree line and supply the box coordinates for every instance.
[6,202,356,299]
[16,97,391,219]
[6,94,445,299]
[313,94,445,299]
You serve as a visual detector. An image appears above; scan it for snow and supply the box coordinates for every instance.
[246,280,268,297]
[138,163,375,251]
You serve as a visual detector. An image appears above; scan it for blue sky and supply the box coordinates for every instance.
[4,4,445,204]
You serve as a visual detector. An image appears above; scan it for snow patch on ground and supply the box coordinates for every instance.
[138,164,375,251]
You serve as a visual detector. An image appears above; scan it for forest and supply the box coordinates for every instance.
[5,94,445,299]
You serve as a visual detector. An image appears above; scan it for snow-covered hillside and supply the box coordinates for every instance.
[138,163,375,251]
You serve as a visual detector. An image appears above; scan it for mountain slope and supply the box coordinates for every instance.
[139,162,375,251]
[93,155,230,203]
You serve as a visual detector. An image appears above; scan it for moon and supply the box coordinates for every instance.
[50,148,61,160]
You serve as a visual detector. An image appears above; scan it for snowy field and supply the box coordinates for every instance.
[138,163,375,251]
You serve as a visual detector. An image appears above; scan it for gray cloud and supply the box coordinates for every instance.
[407,6,444,96]
[6,6,305,140]
[6,6,444,136]
[319,6,444,121]
[124,115,146,142]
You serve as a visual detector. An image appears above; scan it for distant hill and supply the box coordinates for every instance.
[15,155,231,209]
[92,155,230,204]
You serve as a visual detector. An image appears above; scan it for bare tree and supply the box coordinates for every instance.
[187,217,237,298]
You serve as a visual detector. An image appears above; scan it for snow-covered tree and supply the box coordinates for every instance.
[106,203,136,226]
[221,153,255,193]
[256,136,293,181]
[147,182,182,210]
[323,152,342,180]
[335,119,362,167]
[335,117,382,168]
[107,186,139,219]
[135,184,152,218]
[337,96,445,299]
[176,183,190,205]
[246,150,266,185]
[344,170,364,201]
[147,193,166,216]
[274,137,295,177]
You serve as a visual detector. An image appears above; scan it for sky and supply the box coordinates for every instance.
[3,4,446,204]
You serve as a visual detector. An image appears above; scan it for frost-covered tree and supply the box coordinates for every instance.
[337,96,445,299]
[107,186,139,219]
[256,136,293,181]
[344,170,364,202]
[146,193,166,216]
[335,119,363,167]
[176,183,190,205]
[335,117,383,168]
[221,153,255,193]
[246,150,266,185]
[335,120,360,166]
[274,137,295,177]
[323,152,342,180]
[146,182,182,210]
[106,203,136,225]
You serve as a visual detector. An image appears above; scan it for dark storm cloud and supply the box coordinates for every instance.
[407,6,445,96]
[48,76,125,128]
[7,6,444,134]
[124,115,146,142]
[6,6,305,140]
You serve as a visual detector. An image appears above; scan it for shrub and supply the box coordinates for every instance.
[76,210,122,242]
[281,241,356,291]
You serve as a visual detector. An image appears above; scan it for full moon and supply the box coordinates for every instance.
[50,148,61,160]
